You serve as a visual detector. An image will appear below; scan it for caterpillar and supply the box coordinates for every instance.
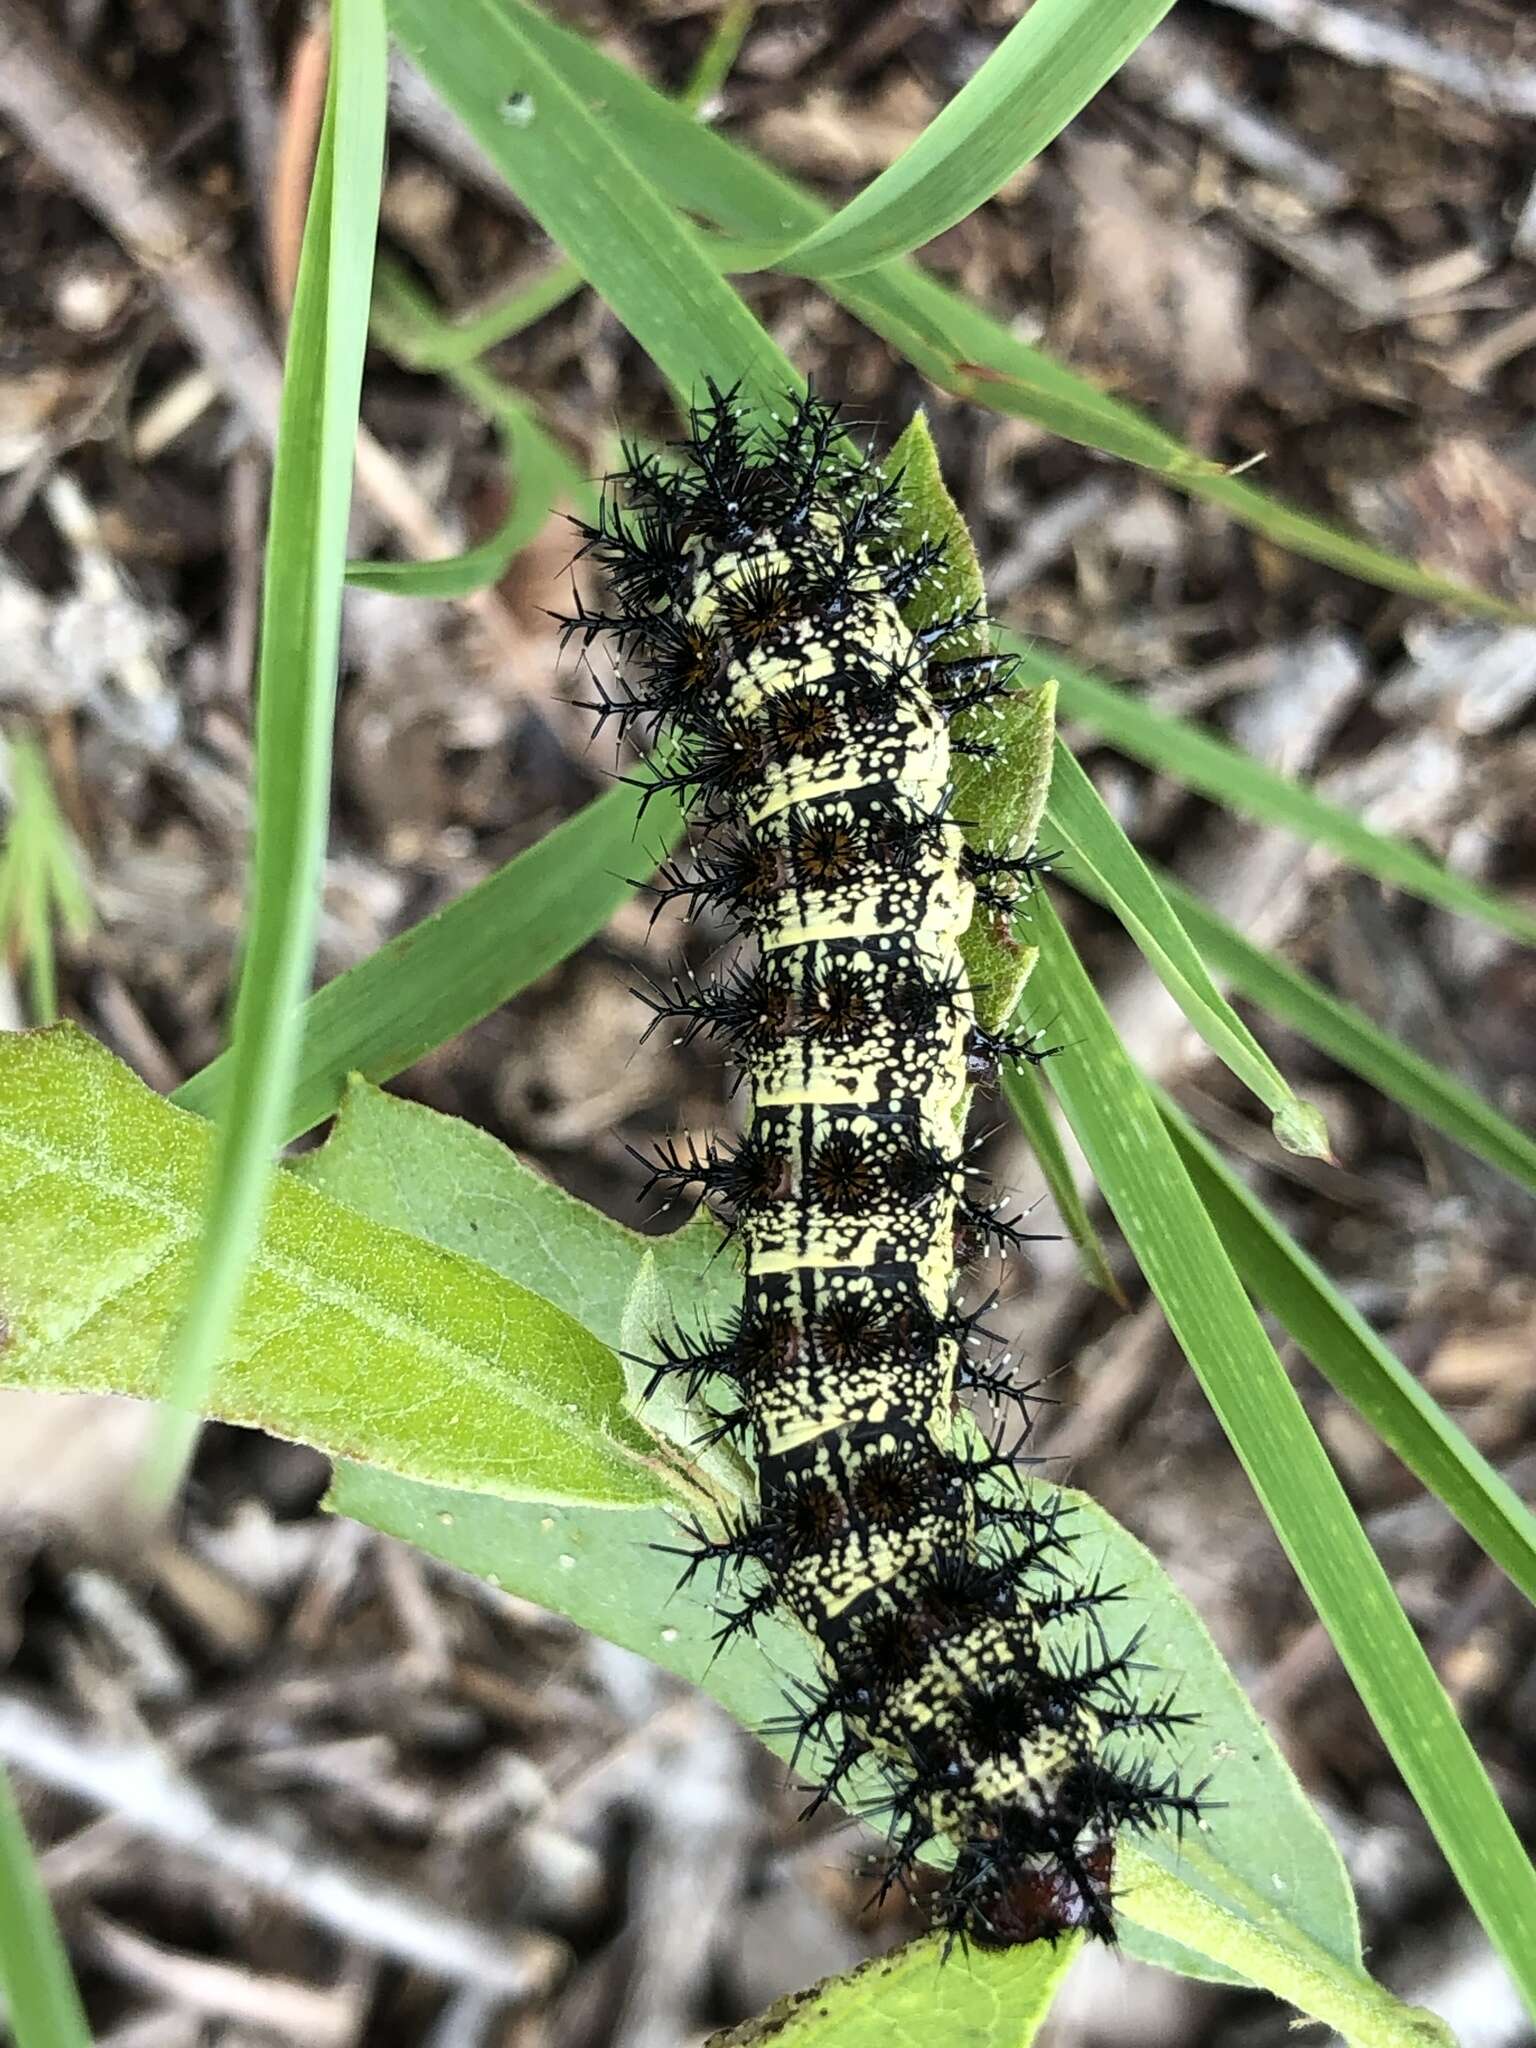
[565,388,1198,1947]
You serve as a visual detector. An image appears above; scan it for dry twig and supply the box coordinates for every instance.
[0,1691,567,1999]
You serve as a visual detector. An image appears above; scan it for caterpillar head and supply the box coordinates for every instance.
[949,1832,1117,1947]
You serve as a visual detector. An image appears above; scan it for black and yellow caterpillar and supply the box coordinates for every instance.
[567,389,1196,1945]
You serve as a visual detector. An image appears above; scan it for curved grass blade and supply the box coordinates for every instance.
[1044,737,1328,1155]
[1150,872,1536,1202]
[1013,639,1536,946]
[174,769,684,1143]
[0,1759,92,2048]
[477,0,1528,623]
[1157,1090,1536,1611]
[140,0,387,1501]
[369,262,597,524]
[345,399,568,597]
[375,256,585,371]
[1023,884,1536,2012]
[1001,1057,1122,1299]
[386,0,797,409]
[725,0,1176,279]
[842,267,1524,627]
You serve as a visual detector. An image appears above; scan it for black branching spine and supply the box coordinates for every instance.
[568,388,1197,1946]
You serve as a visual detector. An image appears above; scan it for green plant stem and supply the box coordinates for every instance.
[0,1759,93,2048]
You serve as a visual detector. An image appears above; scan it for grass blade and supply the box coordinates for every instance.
[140,0,387,1499]
[345,399,569,596]
[0,734,93,1027]
[173,773,684,1142]
[1001,1057,1122,1299]
[486,0,1527,623]
[386,0,797,408]
[1153,870,1536,1200]
[1014,639,1536,946]
[0,1759,92,2048]
[730,0,1176,279]
[1157,1090,1536,1609]
[842,267,1527,625]
[680,0,755,114]
[1045,738,1327,1155]
[374,4,756,375]
[1024,884,1536,2012]
[369,262,597,522]
[371,264,589,475]
[377,256,584,370]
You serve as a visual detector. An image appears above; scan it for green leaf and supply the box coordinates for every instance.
[294,1076,738,1356]
[1153,872,1536,1202]
[1020,640,1536,947]
[882,410,991,657]
[697,1933,1077,2046]
[1116,1844,1454,2048]
[728,0,1176,280]
[1022,886,1536,2011]
[1044,740,1328,1156]
[615,1249,757,1503]
[143,0,388,1500]
[881,411,1054,1035]
[5,1021,1388,2009]
[1000,1059,1121,1300]
[331,1463,1359,1989]
[297,1077,1361,1992]
[484,0,1527,624]
[0,1025,663,1508]
[1159,1093,1536,1611]
[0,1758,92,2048]
[291,1078,753,1504]
[385,0,797,410]
[344,400,570,597]
[173,770,685,1143]
[297,1080,759,1504]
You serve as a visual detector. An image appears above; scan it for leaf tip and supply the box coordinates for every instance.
[1271,1100,1331,1162]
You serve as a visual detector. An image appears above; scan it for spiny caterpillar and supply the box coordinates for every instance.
[565,389,1198,1946]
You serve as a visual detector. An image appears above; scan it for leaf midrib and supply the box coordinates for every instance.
[0,1119,624,1435]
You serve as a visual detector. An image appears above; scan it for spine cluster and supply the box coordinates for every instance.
[568,389,1195,1945]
